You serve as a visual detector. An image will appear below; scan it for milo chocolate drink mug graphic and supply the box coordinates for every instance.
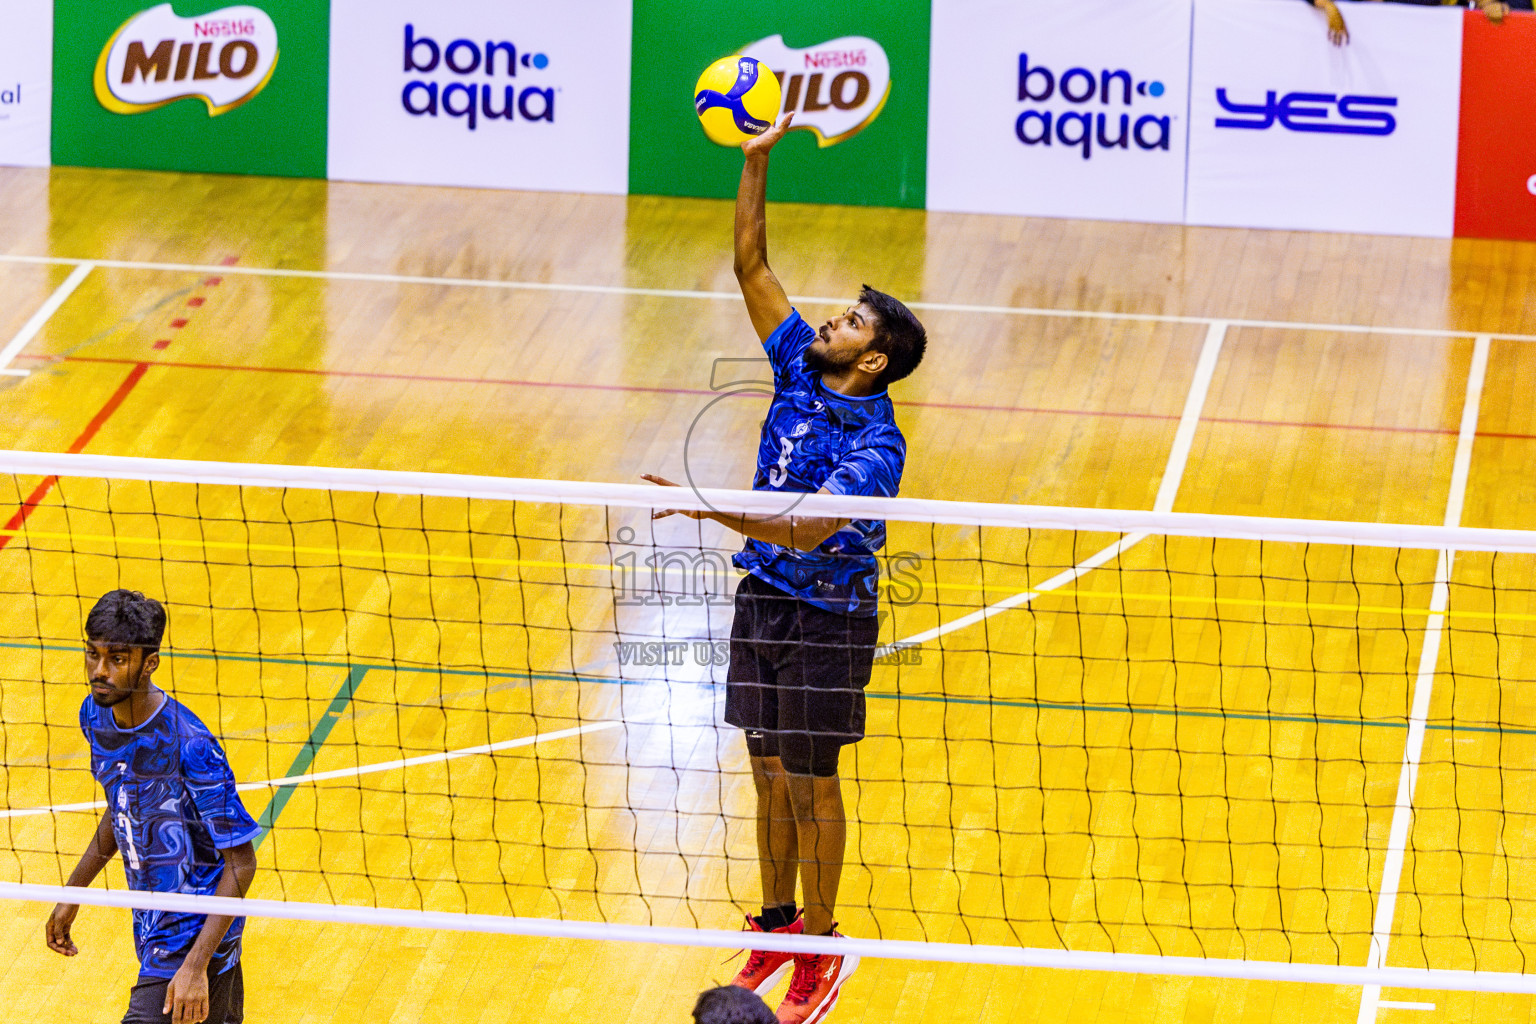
[94,3,279,116]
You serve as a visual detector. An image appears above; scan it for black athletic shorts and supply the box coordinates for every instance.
[724,573,880,749]
[123,961,243,1024]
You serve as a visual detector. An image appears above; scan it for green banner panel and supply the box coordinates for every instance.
[52,1,327,177]
[630,1,929,208]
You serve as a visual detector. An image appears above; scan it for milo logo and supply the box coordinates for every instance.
[94,3,278,116]
[742,33,891,148]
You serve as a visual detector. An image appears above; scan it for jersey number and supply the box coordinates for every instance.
[768,437,793,488]
[117,811,142,871]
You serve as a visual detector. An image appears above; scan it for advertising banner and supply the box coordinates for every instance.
[52,1,328,178]
[328,1,632,194]
[629,0,930,209]
[927,0,1193,223]
[1186,0,1462,237]
[1454,11,1536,241]
[0,0,52,168]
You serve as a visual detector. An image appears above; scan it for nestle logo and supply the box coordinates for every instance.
[803,49,866,70]
[1214,89,1397,137]
[192,18,256,38]
[1015,53,1172,160]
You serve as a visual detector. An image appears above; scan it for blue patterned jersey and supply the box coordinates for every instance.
[733,309,906,616]
[81,694,261,979]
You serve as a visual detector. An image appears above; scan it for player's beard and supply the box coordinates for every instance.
[90,661,146,707]
[90,684,131,707]
[805,343,862,375]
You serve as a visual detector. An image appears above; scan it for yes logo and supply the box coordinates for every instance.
[94,3,278,116]
[1214,89,1397,136]
[743,33,890,147]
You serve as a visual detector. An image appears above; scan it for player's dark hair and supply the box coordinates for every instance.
[859,284,926,389]
[691,985,777,1024]
[85,590,166,651]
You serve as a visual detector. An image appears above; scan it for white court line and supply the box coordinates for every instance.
[1357,334,1491,1024]
[0,253,1529,343]
[1154,321,1227,513]
[1378,1003,1436,1012]
[879,319,1226,654]
[0,719,620,821]
[0,262,93,376]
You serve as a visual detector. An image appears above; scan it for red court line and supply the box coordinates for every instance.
[29,353,1495,441]
[0,362,150,553]
[71,362,150,453]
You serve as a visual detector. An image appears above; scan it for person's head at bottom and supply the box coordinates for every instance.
[693,985,777,1024]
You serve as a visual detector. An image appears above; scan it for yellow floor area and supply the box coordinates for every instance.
[0,166,1533,1021]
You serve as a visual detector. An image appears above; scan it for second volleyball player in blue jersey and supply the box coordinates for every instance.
[46,590,259,1024]
[646,110,927,1024]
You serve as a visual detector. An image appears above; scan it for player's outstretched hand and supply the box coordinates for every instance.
[165,961,211,1023]
[641,474,708,520]
[45,903,79,955]
[742,112,794,158]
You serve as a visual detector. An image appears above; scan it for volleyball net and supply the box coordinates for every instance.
[2,450,1536,991]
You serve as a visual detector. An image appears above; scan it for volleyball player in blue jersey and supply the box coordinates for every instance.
[46,590,259,1024]
[647,111,926,1024]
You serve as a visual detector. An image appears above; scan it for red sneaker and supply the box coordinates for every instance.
[730,912,804,995]
[775,931,859,1024]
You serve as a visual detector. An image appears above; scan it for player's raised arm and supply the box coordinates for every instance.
[734,113,796,342]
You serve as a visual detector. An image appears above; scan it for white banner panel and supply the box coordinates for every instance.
[328,0,631,193]
[1187,0,1462,236]
[0,0,52,168]
[927,0,1193,223]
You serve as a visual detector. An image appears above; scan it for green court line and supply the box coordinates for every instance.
[252,664,370,849]
[0,640,592,685]
[867,692,1536,739]
[14,640,1536,743]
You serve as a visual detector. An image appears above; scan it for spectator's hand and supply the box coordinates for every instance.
[1314,0,1349,45]
[1476,0,1509,23]
[1325,7,1348,45]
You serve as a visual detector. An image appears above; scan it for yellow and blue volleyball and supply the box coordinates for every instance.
[694,55,782,147]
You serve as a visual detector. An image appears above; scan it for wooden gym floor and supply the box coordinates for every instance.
[0,166,1533,1022]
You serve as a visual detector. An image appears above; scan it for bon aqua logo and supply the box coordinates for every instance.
[94,3,278,116]
[0,81,21,120]
[400,24,556,131]
[1014,52,1173,160]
